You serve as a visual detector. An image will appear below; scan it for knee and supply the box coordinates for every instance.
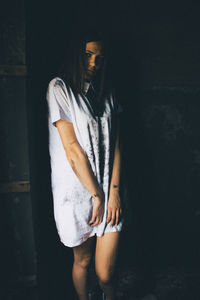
[74,255,92,270]
[96,267,114,285]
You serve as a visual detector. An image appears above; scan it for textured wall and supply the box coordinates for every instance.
[0,1,36,297]
[121,3,200,267]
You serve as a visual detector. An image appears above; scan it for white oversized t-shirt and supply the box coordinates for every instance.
[47,77,123,247]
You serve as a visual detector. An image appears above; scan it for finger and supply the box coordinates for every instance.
[120,208,123,215]
[91,216,99,227]
[98,215,103,224]
[115,210,119,227]
[89,212,96,224]
[100,211,105,223]
[106,208,112,224]
[110,211,116,227]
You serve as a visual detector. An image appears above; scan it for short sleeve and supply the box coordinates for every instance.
[46,78,72,126]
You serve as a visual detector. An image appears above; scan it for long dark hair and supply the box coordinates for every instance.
[58,31,112,101]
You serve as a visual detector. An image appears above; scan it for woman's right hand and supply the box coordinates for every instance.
[89,192,105,226]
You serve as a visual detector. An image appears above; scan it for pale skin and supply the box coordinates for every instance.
[56,41,122,300]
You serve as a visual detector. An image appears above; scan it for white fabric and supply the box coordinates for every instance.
[47,77,123,247]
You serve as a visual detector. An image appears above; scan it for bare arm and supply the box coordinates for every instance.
[56,119,104,226]
[110,123,121,192]
[106,118,123,227]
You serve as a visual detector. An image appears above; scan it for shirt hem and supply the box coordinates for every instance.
[59,230,97,248]
[59,222,123,248]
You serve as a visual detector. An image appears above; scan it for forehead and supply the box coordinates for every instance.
[85,41,103,54]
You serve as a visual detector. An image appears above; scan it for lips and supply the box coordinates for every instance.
[88,69,95,74]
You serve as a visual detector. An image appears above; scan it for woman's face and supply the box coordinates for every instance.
[84,41,104,81]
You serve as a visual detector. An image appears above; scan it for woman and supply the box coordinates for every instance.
[46,32,124,300]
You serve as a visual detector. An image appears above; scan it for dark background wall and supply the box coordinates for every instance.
[0,1,37,299]
[1,0,200,299]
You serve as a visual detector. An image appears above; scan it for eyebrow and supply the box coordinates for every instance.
[86,50,104,56]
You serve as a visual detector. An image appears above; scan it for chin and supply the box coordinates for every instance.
[85,75,92,81]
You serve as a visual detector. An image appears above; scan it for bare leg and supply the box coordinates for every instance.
[95,232,121,300]
[72,236,95,300]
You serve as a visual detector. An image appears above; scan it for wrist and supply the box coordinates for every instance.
[92,190,104,200]
[92,193,100,199]
[110,184,120,191]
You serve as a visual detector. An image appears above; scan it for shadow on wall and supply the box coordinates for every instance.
[109,33,160,273]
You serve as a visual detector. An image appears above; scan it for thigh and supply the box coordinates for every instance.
[73,236,96,264]
[95,232,121,276]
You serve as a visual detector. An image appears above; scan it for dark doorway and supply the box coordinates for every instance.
[26,1,200,299]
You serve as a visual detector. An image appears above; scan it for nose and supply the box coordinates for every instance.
[89,56,96,68]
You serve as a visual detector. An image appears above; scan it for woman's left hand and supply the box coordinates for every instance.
[106,190,122,227]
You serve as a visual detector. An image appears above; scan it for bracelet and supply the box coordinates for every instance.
[92,193,100,199]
